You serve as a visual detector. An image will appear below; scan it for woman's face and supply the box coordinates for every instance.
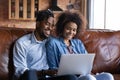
[63,22,77,40]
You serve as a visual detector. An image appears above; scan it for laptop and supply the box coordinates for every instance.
[57,54,95,76]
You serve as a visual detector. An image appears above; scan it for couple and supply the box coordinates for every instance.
[13,9,114,80]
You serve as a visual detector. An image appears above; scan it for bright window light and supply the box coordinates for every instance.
[91,0,120,30]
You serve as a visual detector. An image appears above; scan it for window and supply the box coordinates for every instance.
[89,0,120,30]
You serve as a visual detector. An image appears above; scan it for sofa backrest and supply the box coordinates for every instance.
[0,27,120,80]
[0,27,33,80]
[78,29,120,74]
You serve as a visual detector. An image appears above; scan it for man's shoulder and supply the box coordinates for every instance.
[16,33,32,45]
[18,33,31,41]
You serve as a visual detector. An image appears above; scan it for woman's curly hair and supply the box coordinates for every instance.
[56,11,87,36]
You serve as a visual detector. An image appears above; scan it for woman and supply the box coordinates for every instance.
[46,11,114,80]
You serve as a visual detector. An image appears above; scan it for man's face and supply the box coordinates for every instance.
[36,17,54,39]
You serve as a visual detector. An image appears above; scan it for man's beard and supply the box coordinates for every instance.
[39,32,48,40]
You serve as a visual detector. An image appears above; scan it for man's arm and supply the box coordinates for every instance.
[13,41,28,77]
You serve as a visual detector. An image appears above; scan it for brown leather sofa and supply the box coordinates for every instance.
[0,27,120,80]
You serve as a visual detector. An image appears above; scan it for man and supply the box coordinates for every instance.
[13,9,77,80]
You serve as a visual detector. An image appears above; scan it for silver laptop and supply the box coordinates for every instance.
[57,54,95,76]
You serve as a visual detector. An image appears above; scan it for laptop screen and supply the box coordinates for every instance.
[57,54,95,76]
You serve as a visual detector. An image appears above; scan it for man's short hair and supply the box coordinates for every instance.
[36,9,54,22]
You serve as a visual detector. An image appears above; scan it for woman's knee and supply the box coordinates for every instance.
[79,74,96,80]
[95,72,114,80]
[101,73,114,80]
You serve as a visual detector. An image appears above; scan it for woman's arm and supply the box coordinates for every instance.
[46,38,59,69]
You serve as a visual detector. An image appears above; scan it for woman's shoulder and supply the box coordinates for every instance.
[72,38,82,43]
[49,36,59,41]
[47,36,60,44]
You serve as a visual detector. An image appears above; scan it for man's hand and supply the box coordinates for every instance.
[44,69,58,76]
[37,69,58,77]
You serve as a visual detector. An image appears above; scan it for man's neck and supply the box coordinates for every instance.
[34,31,46,41]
